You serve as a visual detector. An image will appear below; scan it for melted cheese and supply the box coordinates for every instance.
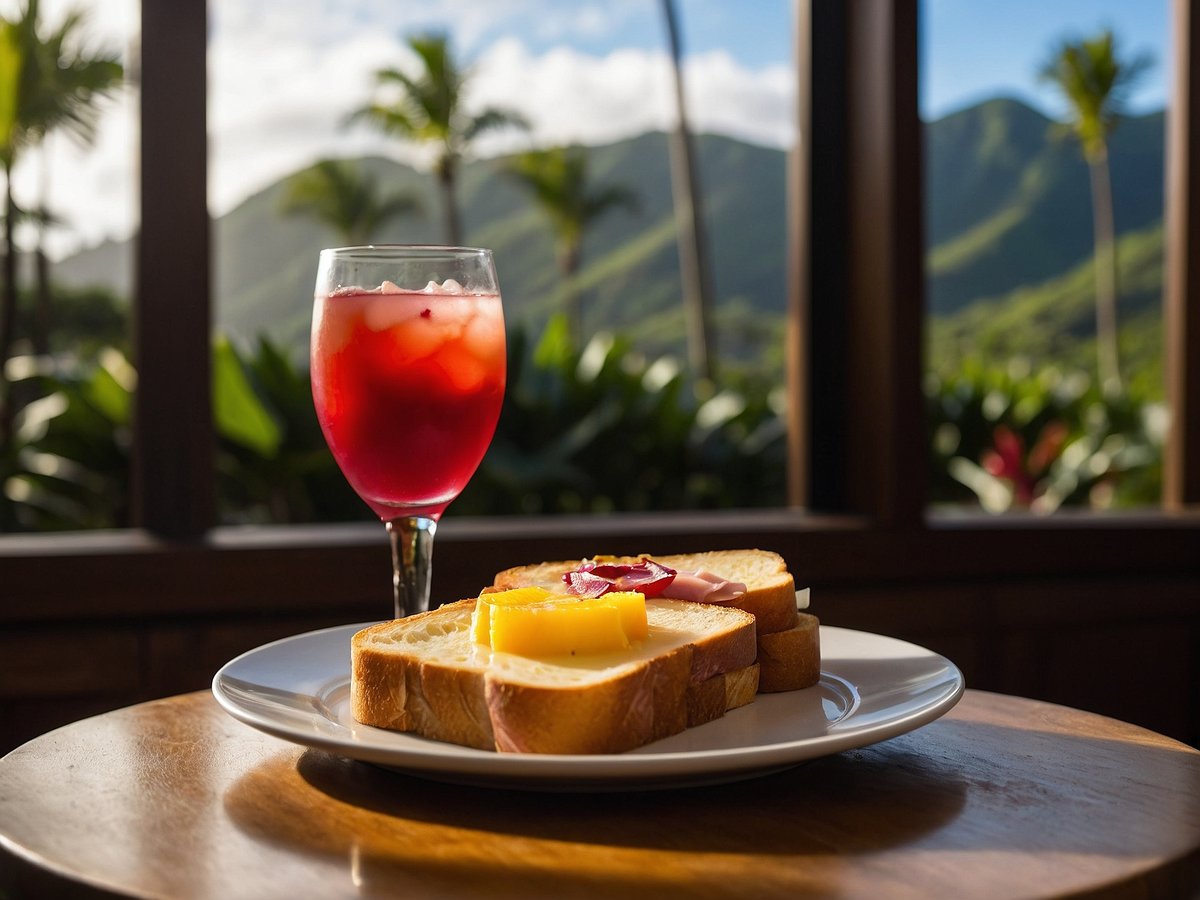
[471,588,648,658]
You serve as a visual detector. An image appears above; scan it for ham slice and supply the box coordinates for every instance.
[665,570,747,605]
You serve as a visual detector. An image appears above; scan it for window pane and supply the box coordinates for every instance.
[0,0,138,532]
[209,1,794,524]
[921,0,1169,513]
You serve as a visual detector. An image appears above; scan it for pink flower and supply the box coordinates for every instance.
[981,421,1069,507]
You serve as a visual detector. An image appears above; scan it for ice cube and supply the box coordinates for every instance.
[437,343,488,393]
[461,308,504,365]
[379,280,404,294]
[420,278,467,295]
[393,316,444,360]
[364,296,405,331]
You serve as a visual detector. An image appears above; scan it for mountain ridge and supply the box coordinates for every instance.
[50,97,1166,377]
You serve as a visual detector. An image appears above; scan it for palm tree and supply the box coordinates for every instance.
[1,13,30,443]
[660,0,715,382]
[23,4,121,357]
[1038,30,1151,395]
[280,158,421,245]
[0,0,122,440]
[350,33,526,246]
[503,145,637,343]
[26,201,60,355]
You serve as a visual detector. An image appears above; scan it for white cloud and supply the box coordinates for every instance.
[0,0,136,46]
[465,39,795,156]
[8,1,794,260]
[469,40,676,154]
[208,26,414,213]
[681,50,794,149]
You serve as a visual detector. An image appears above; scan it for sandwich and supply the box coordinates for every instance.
[350,549,818,754]
[490,549,819,692]
[352,594,760,754]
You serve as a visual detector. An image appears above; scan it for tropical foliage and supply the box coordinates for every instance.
[0,0,123,448]
[459,315,787,515]
[12,310,1167,531]
[213,335,367,524]
[927,358,1163,512]
[2,316,790,530]
[349,32,526,246]
[279,158,422,244]
[2,345,132,530]
[1038,29,1153,394]
[502,145,638,345]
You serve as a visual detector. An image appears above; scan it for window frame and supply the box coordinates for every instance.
[1166,0,1200,508]
[2,0,1198,620]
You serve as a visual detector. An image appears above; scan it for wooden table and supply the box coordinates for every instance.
[1,689,1198,899]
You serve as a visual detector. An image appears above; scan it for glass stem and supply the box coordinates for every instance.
[385,516,437,619]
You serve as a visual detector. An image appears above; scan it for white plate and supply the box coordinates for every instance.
[212,623,964,791]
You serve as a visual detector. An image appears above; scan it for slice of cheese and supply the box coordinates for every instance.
[472,588,648,658]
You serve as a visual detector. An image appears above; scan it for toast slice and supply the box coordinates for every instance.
[756,612,820,692]
[491,549,821,693]
[352,597,758,754]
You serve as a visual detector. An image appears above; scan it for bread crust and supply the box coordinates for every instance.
[351,601,498,749]
[487,647,690,753]
[687,663,760,727]
[756,613,821,692]
[724,664,761,710]
[351,598,759,754]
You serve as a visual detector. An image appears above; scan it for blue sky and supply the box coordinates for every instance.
[921,0,1168,119]
[460,0,794,65]
[441,0,1170,121]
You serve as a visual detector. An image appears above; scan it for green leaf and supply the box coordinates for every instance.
[0,24,21,154]
[532,313,574,369]
[213,336,282,457]
[83,363,132,425]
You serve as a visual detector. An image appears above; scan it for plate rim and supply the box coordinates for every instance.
[212,622,965,785]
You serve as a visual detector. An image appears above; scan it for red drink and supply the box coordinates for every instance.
[311,284,506,520]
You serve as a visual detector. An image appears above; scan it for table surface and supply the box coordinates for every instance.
[1,688,1199,900]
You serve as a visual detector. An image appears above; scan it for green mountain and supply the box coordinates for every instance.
[929,221,1165,392]
[204,131,788,369]
[925,97,1165,392]
[51,98,1166,382]
[926,96,1164,317]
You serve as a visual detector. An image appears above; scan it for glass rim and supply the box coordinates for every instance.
[319,244,493,260]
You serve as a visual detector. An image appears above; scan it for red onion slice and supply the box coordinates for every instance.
[561,558,745,604]
[563,558,677,598]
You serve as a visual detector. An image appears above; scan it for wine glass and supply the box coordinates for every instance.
[311,246,506,618]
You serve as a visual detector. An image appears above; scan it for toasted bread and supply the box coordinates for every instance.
[493,549,800,635]
[352,597,759,754]
[756,613,820,692]
[491,549,821,693]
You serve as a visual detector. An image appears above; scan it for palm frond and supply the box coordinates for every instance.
[463,106,529,142]
[503,145,639,259]
[5,0,123,149]
[345,102,417,138]
[1037,28,1153,160]
[279,158,421,244]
